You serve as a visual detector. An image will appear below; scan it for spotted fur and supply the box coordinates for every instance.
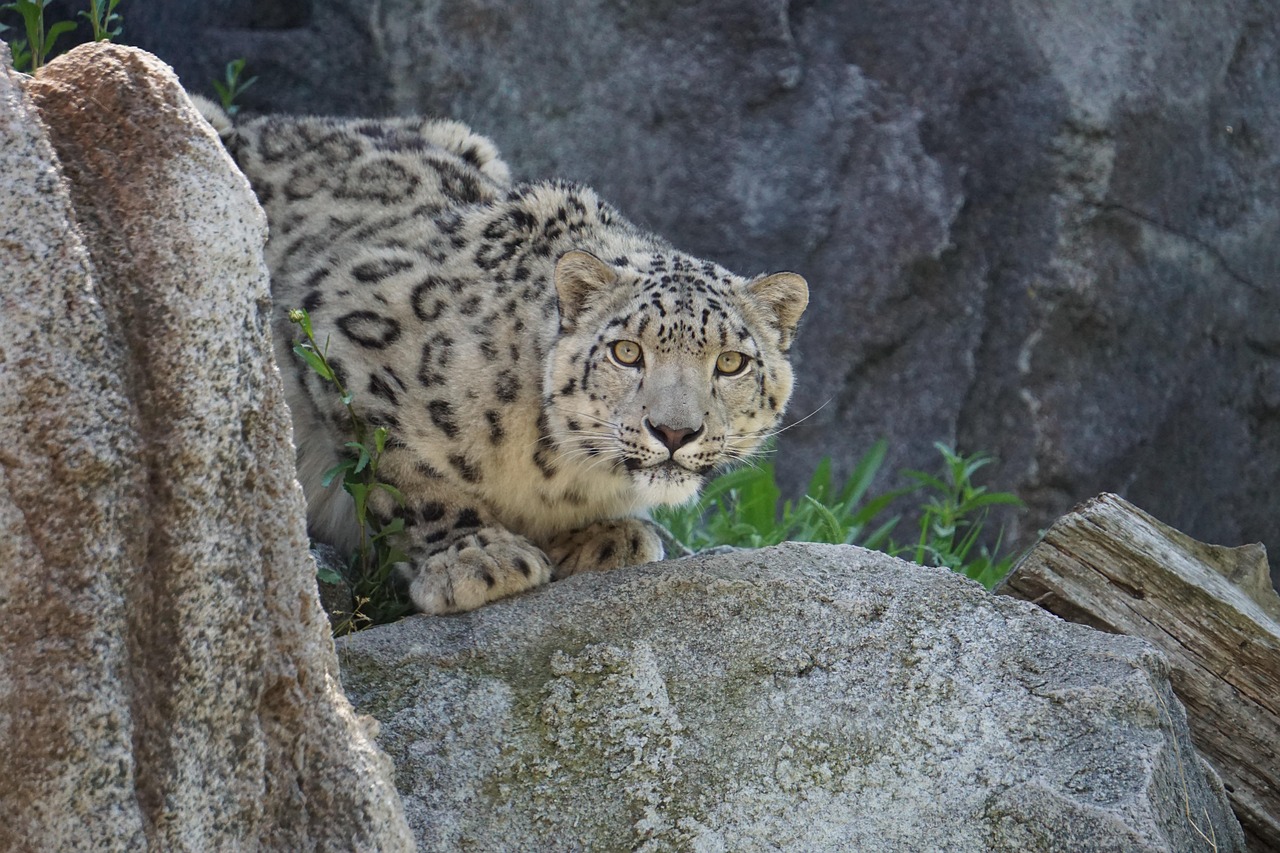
[201,99,808,615]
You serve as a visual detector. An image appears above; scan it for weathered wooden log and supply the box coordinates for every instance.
[999,493,1280,850]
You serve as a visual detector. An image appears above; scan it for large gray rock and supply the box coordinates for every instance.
[119,0,1280,584]
[338,543,1244,851]
[0,43,411,850]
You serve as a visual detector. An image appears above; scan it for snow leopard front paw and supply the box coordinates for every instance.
[545,518,665,579]
[404,527,553,615]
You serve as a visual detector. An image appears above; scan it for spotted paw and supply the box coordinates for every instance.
[545,517,664,579]
[404,527,553,615]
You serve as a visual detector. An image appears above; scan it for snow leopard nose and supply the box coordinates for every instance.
[645,419,704,454]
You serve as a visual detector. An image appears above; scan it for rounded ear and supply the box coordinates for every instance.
[747,272,809,349]
[554,250,617,329]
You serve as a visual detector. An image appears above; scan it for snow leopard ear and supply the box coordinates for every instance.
[747,272,809,350]
[554,250,617,330]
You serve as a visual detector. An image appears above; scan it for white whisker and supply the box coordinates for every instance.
[549,404,621,429]
[759,398,832,441]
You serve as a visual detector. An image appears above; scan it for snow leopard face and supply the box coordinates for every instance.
[545,249,808,507]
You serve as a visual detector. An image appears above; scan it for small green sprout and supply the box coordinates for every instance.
[213,57,257,117]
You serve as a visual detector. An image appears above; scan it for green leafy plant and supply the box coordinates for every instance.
[79,0,122,42]
[656,440,902,552]
[1,29,31,70]
[289,309,410,634]
[2,0,75,71]
[212,57,257,117]
[655,440,1024,588]
[902,443,1024,587]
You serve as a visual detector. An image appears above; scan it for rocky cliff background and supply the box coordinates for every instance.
[26,0,1276,581]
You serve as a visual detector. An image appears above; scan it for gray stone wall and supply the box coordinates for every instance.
[113,0,1279,581]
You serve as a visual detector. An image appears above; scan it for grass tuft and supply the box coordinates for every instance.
[654,439,1024,588]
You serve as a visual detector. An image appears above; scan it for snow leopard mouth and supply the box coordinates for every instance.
[624,457,698,475]
[627,459,705,506]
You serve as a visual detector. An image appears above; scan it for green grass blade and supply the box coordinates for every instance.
[857,516,902,550]
[41,18,73,55]
[836,438,888,506]
[805,457,832,504]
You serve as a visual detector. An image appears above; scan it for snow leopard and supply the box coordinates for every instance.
[200,98,809,615]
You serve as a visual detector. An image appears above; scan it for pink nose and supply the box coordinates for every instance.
[645,420,703,454]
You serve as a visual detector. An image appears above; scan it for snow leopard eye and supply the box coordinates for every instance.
[715,351,749,376]
[610,340,643,367]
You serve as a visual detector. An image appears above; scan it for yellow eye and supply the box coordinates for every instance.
[716,351,748,376]
[611,340,643,366]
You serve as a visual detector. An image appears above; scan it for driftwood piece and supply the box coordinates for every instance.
[999,493,1280,850]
